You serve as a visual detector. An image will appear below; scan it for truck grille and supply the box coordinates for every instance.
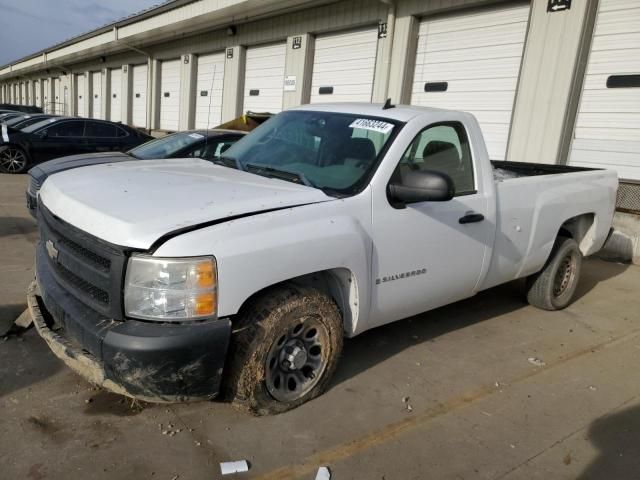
[38,205,129,320]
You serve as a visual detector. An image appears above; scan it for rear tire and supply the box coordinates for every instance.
[0,146,30,174]
[224,284,343,416]
[526,236,582,311]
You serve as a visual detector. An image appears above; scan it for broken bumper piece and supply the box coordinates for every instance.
[27,280,231,403]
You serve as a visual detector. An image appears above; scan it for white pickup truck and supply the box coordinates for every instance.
[28,103,617,415]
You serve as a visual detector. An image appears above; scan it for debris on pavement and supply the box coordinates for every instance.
[14,308,33,329]
[315,466,331,480]
[527,357,546,367]
[402,396,413,413]
[220,460,250,475]
[588,385,597,391]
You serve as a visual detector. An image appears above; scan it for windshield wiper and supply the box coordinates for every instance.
[245,163,313,187]
[212,155,244,170]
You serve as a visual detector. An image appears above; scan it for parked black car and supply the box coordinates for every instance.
[0,103,44,114]
[0,117,152,173]
[26,129,246,216]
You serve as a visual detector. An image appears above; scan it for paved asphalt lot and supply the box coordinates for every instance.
[1,172,639,480]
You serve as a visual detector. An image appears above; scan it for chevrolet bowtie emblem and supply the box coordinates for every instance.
[46,239,59,261]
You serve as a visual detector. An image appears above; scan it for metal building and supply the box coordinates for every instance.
[0,0,638,210]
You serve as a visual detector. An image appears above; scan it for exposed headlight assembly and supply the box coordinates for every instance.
[124,255,217,321]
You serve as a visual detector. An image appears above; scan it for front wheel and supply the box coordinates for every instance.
[0,146,30,174]
[526,236,582,310]
[224,285,343,416]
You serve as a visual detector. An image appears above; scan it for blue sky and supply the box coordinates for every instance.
[0,0,162,66]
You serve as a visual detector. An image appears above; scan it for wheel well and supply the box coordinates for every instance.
[558,213,596,255]
[234,268,359,336]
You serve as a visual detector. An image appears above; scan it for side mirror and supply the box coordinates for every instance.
[388,169,454,207]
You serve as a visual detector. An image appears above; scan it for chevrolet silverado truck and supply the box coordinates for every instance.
[27,103,617,415]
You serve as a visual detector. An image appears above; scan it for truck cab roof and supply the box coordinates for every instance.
[289,102,454,123]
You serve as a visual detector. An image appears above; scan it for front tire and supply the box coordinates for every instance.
[0,146,30,174]
[224,285,343,416]
[526,236,582,310]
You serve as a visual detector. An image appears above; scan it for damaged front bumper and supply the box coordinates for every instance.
[27,280,231,403]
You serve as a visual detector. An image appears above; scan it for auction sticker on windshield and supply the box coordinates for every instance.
[349,118,394,134]
[189,133,205,139]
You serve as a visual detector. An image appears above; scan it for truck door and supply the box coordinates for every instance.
[370,122,493,328]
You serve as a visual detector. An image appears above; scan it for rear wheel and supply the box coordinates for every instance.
[0,146,30,174]
[526,236,582,310]
[224,285,343,416]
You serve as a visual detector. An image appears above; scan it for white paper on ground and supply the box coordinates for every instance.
[220,460,250,475]
[315,466,331,480]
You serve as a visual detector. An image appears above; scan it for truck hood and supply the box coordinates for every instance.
[30,151,132,178]
[39,158,334,249]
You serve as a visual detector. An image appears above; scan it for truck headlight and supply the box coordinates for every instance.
[124,255,217,321]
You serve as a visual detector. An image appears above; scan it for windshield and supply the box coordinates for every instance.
[224,110,398,194]
[129,131,205,159]
[14,117,52,129]
[4,116,29,127]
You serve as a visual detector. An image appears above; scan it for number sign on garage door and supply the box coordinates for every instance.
[411,3,530,160]
[195,52,225,129]
[109,68,122,123]
[91,71,102,119]
[160,59,181,131]
[76,74,86,117]
[132,64,148,128]
[569,0,640,180]
[243,43,286,113]
[310,27,379,103]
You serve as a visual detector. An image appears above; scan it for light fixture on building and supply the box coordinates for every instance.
[226,25,237,36]
[100,56,106,63]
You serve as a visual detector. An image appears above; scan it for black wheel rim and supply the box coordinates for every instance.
[553,251,577,298]
[0,148,27,173]
[265,315,329,402]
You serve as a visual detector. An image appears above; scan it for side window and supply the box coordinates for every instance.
[46,120,85,137]
[116,126,129,138]
[396,123,475,195]
[85,122,118,138]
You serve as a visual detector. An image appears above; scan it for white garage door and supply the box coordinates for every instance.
[569,0,640,180]
[411,3,530,160]
[109,68,122,123]
[91,71,102,119]
[20,83,26,104]
[34,80,41,107]
[160,59,181,131]
[195,52,225,129]
[53,78,62,113]
[76,74,86,117]
[42,79,49,109]
[310,27,379,104]
[132,64,148,128]
[243,43,286,113]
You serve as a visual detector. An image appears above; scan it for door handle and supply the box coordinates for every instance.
[459,213,485,224]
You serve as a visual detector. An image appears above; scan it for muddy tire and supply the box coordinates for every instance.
[0,146,30,174]
[526,236,582,311]
[224,284,343,416]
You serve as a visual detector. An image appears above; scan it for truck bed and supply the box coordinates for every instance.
[492,160,598,181]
